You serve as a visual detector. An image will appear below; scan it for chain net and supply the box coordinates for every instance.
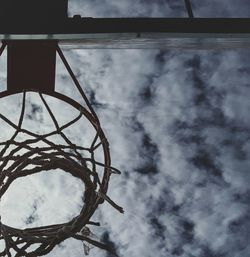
[0,90,123,257]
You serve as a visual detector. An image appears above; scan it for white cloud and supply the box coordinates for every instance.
[1,1,250,256]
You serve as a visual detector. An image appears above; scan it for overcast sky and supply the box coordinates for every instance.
[0,1,250,257]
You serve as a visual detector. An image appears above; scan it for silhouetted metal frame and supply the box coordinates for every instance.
[0,18,250,34]
[1,18,250,49]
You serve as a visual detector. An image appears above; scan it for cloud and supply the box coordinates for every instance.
[68,0,250,18]
[1,1,250,256]
[2,46,250,256]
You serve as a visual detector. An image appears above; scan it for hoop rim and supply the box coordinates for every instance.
[0,89,111,193]
[0,90,111,247]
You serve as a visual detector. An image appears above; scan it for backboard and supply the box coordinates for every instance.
[0,0,250,49]
[0,18,250,49]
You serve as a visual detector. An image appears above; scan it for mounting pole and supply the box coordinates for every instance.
[184,0,194,18]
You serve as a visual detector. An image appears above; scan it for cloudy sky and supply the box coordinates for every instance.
[1,0,250,256]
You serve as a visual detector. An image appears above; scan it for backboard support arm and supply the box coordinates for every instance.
[5,40,57,94]
[1,40,98,121]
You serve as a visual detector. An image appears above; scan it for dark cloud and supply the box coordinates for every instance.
[26,102,43,121]
[101,232,119,257]
[25,199,39,225]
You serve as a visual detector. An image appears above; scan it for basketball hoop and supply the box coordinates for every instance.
[0,39,123,256]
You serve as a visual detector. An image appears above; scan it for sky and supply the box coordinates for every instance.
[1,0,250,257]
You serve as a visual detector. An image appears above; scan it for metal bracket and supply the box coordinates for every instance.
[6,40,57,93]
